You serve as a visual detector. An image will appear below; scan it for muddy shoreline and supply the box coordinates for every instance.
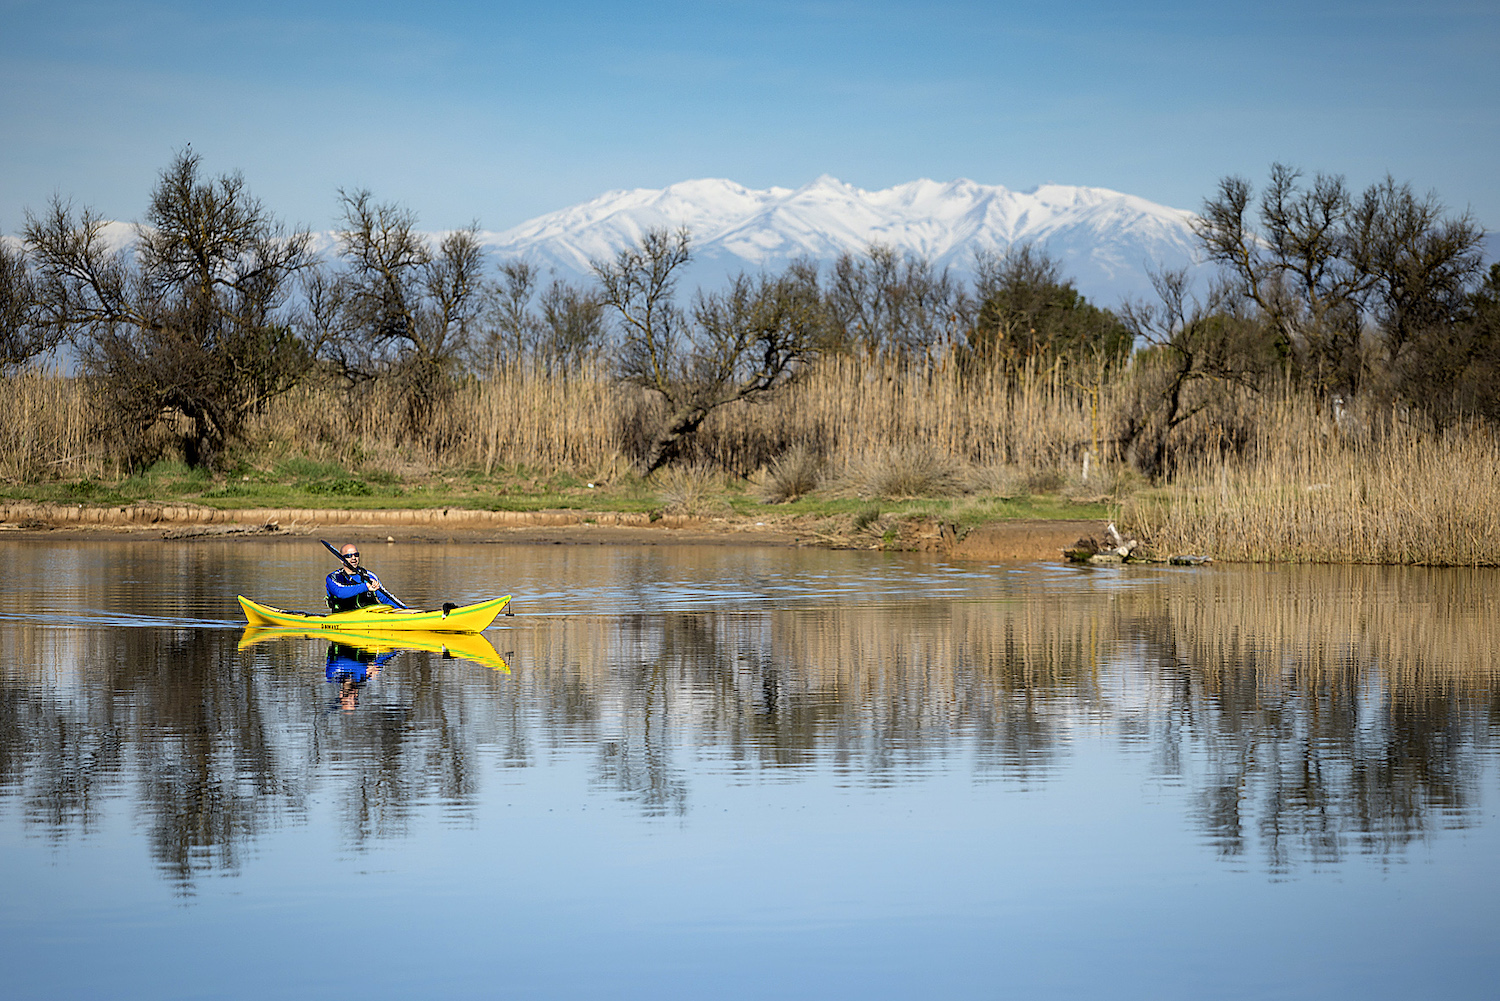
[0,501,1095,562]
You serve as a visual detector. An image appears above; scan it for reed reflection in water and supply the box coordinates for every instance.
[1,542,1499,999]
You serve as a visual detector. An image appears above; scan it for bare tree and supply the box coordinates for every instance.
[1196,165,1368,395]
[537,277,605,369]
[466,263,605,373]
[1349,177,1485,366]
[593,229,823,474]
[325,189,486,432]
[23,152,313,467]
[472,260,546,369]
[594,227,693,393]
[826,244,965,358]
[0,237,57,371]
[1194,164,1485,405]
[1119,269,1272,478]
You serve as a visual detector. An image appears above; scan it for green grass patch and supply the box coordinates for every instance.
[60,480,127,503]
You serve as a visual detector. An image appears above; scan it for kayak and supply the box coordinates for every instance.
[237,594,511,633]
[238,626,511,674]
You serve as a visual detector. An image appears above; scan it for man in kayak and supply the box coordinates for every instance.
[326,543,399,612]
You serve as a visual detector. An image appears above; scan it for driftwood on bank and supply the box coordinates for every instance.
[1063,522,1213,566]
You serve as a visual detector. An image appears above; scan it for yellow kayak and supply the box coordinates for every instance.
[237,594,511,633]
[239,626,511,674]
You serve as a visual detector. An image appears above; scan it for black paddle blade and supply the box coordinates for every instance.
[321,539,355,570]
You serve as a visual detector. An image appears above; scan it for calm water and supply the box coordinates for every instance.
[2,537,1498,999]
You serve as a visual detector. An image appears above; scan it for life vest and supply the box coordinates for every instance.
[326,567,384,612]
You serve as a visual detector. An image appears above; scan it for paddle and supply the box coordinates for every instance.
[321,539,411,609]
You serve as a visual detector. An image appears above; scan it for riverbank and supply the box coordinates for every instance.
[0,500,1097,562]
[10,369,1500,567]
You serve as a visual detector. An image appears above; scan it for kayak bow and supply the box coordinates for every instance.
[237,594,511,633]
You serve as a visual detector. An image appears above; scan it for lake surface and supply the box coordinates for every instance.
[2,537,1498,1000]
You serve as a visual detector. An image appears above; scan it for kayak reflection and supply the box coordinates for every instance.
[239,627,512,677]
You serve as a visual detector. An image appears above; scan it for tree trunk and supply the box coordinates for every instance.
[640,405,711,476]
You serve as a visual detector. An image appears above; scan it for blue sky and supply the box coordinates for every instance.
[2,0,1496,239]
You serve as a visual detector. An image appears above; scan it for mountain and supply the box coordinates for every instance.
[476,175,1205,308]
[4,177,1209,309]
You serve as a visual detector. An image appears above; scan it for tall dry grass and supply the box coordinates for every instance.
[224,355,1112,484]
[7,360,1500,565]
[0,370,102,482]
[1125,392,1500,566]
[246,362,625,476]
[694,354,1105,475]
[0,358,1108,481]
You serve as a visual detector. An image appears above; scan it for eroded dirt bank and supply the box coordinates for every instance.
[0,501,1094,562]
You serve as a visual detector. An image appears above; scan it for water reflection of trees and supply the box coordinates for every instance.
[1,565,1496,882]
[1,628,300,889]
[0,627,514,892]
[1147,651,1482,872]
[1139,566,1499,871]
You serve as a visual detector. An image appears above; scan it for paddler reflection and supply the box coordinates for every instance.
[238,627,512,713]
[326,641,397,712]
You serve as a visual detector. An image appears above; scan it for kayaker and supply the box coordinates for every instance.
[325,543,399,612]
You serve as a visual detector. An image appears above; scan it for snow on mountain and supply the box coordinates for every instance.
[1,220,138,256]
[477,175,1205,307]
[5,178,1208,309]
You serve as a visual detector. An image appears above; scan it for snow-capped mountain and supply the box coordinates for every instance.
[7,177,1208,308]
[477,175,1204,307]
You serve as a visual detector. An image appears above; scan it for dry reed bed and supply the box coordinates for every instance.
[0,360,1107,480]
[701,356,1101,473]
[1125,395,1500,566]
[249,368,626,476]
[0,370,96,482]
[255,357,1110,478]
[6,365,1500,566]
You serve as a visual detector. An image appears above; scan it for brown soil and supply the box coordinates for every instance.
[944,521,1102,561]
[0,501,1096,562]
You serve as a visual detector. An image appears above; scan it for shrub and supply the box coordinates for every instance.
[838,447,963,499]
[303,478,374,496]
[758,445,822,503]
[968,464,1028,499]
[656,463,728,515]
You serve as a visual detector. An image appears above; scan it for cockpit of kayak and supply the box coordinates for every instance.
[238,594,512,633]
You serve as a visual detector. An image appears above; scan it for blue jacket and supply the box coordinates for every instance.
[326,567,400,612]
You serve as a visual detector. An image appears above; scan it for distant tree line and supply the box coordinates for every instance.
[0,152,1494,478]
